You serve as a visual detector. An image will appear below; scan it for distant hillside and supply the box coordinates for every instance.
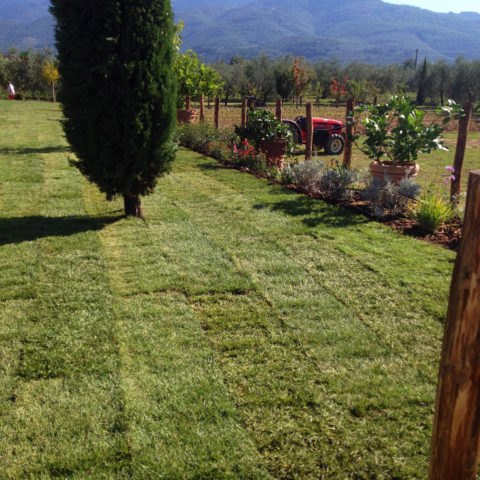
[0,0,52,51]
[172,0,248,9]
[1,0,480,64]
[176,0,480,63]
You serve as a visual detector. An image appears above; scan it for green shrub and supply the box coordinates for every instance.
[415,193,455,233]
[177,122,220,153]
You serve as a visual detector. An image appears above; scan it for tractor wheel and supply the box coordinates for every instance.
[325,134,344,155]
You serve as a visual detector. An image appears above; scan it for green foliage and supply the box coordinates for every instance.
[274,56,295,101]
[415,192,455,233]
[416,57,428,105]
[235,109,294,152]
[177,121,221,152]
[176,50,202,103]
[348,79,368,101]
[50,0,177,213]
[176,49,223,107]
[351,96,460,165]
[177,122,274,173]
[3,48,55,99]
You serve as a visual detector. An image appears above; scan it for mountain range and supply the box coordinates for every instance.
[1,0,480,64]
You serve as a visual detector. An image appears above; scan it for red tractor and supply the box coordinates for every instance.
[282,116,345,155]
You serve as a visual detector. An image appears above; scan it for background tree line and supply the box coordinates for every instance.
[212,54,480,107]
[2,47,480,109]
[0,48,59,100]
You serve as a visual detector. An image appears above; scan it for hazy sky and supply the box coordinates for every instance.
[385,0,480,13]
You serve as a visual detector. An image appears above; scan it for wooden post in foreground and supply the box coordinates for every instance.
[214,97,220,129]
[451,102,473,203]
[429,170,480,480]
[343,98,355,168]
[305,103,313,161]
[199,95,205,122]
[241,98,247,128]
[276,98,283,121]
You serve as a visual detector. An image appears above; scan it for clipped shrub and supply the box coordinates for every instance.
[281,159,360,201]
[363,176,420,217]
[283,159,325,191]
[415,193,455,233]
[319,165,359,201]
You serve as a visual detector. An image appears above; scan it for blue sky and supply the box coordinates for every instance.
[385,0,480,13]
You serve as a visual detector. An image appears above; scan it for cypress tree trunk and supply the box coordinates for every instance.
[123,194,143,218]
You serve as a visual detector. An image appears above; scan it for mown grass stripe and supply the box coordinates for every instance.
[81,179,272,478]
[0,104,130,478]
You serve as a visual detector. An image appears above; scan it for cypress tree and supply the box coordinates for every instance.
[416,57,428,106]
[50,0,177,217]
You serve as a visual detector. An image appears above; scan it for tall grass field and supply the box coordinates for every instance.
[0,99,477,479]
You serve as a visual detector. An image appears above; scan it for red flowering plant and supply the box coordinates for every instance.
[230,139,259,167]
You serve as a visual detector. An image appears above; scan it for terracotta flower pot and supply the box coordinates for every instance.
[176,109,197,124]
[260,138,286,169]
[369,161,419,184]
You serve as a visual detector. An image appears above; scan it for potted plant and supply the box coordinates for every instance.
[175,49,223,124]
[350,96,462,183]
[176,50,200,124]
[235,109,294,168]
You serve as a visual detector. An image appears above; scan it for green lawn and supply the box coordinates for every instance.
[0,100,470,479]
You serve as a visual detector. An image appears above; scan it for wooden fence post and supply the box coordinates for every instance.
[214,97,220,130]
[199,95,205,122]
[429,169,480,480]
[185,96,190,110]
[276,98,283,121]
[451,102,473,203]
[343,98,355,168]
[305,103,313,161]
[241,98,247,128]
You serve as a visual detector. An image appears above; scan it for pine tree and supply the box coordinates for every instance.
[50,0,177,217]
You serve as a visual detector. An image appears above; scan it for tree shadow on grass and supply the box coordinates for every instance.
[194,158,368,229]
[0,214,123,246]
[0,146,70,155]
[254,193,369,229]
[196,161,226,171]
